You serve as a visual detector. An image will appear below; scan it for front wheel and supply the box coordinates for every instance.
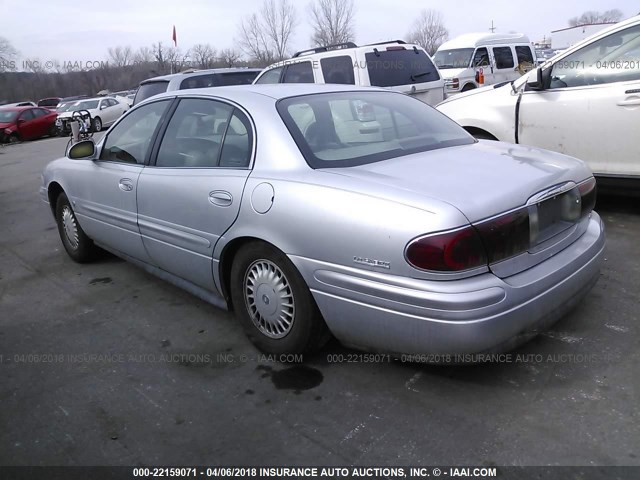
[230,242,330,355]
[92,117,102,132]
[8,133,19,144]
[55,192,99,263]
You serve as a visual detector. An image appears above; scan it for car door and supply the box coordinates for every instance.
[471,47,494,85]
[31,108,52,137]
[518,23,640,176]
[98,98,115,126]
[17,109,37,139]
[136,97,254,291]
[66,99,172,262]
[491,46,516,84]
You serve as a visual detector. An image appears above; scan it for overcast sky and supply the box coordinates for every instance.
[1,0,638,66]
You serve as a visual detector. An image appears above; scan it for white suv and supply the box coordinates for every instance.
[437,15,640,187]
[253,41,445,106]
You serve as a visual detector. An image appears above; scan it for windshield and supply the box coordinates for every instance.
[0,110,19,122]
[433,48,475,69]
[57,102,77,112]
[74,100,99,110]
[277,91,474,169]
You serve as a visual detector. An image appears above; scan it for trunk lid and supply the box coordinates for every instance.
[325,140,591,223]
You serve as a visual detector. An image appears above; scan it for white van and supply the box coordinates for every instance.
[433,33,536,94]
[253,41,445,106]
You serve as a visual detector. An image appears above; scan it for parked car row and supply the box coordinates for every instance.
[437,15,640,185]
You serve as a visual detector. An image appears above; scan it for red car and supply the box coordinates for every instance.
[0,106,58,143]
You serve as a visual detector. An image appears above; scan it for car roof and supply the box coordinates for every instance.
[145,83,388,103]
[439,33,530,50]
[261,40,427,70]
[140,68,263,85]
[0,106,35,112]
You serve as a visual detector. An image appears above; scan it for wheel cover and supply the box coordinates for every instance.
[95,119,101,131]
[61,205,79,249]
[244,259,295,339]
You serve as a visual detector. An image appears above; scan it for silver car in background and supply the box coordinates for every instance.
[40,84,605,357]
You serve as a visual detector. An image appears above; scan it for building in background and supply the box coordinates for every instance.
[551,23,616,50]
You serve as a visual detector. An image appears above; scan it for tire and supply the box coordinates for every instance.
[55,192,98,263]
[8,133,19,144]
[230,242,330,355]
[48,124,58,137]
[92,117,102,132]
[461,83,476,92]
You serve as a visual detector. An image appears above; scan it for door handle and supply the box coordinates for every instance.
[118,178,134,192]
[617,97,640,107]
[209,190,233,206]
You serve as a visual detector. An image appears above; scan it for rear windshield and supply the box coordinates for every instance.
[134,81,169,105]
[277,91,473,169]
[365,49,440,87]
[38,98,60,107]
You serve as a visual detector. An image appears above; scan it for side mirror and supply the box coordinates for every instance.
[68,139,96,159]
[17,118,25,125]
[526,68,545,91]
[100,104,107,110]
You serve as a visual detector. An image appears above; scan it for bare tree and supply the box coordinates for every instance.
[309,0,355,47]
[238,0,297,65]
[166,46,191,73]
[0,36,18,72]
[192,44,217,69]
[219,48,242,67]
[134,46,154,64]
[107,46,133,67]
[406,9,449,55]
[569,9,623,26]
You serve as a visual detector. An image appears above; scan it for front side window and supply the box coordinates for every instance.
[493,47,514,69]
[254,67,284,84]
[283,62,315,83]
[277,91,474,168]
[156,98,242,168]
[99,100,170,164]
[365,49,440,87]
[19,110,35,121]
[472,48,490,67]
[549,24,640,88]
[32,108,47,118]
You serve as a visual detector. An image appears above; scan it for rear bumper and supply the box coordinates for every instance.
[291,212,605,355]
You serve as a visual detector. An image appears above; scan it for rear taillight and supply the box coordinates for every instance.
[405,226,487,272]
[475,207,530,263]
[406,179,596,272]
[578,177,597,215]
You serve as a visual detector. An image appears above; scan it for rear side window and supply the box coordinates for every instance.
[134,81,169,105]
[180,74,216,89]
[493,47,514,69]
[515,46,534,65]
[321,56,355,84]
[365,49,440,87]
[216,71,259,85]
[283,62,314,83]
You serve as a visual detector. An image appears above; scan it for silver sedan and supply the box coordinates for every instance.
[40,84,605,356]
